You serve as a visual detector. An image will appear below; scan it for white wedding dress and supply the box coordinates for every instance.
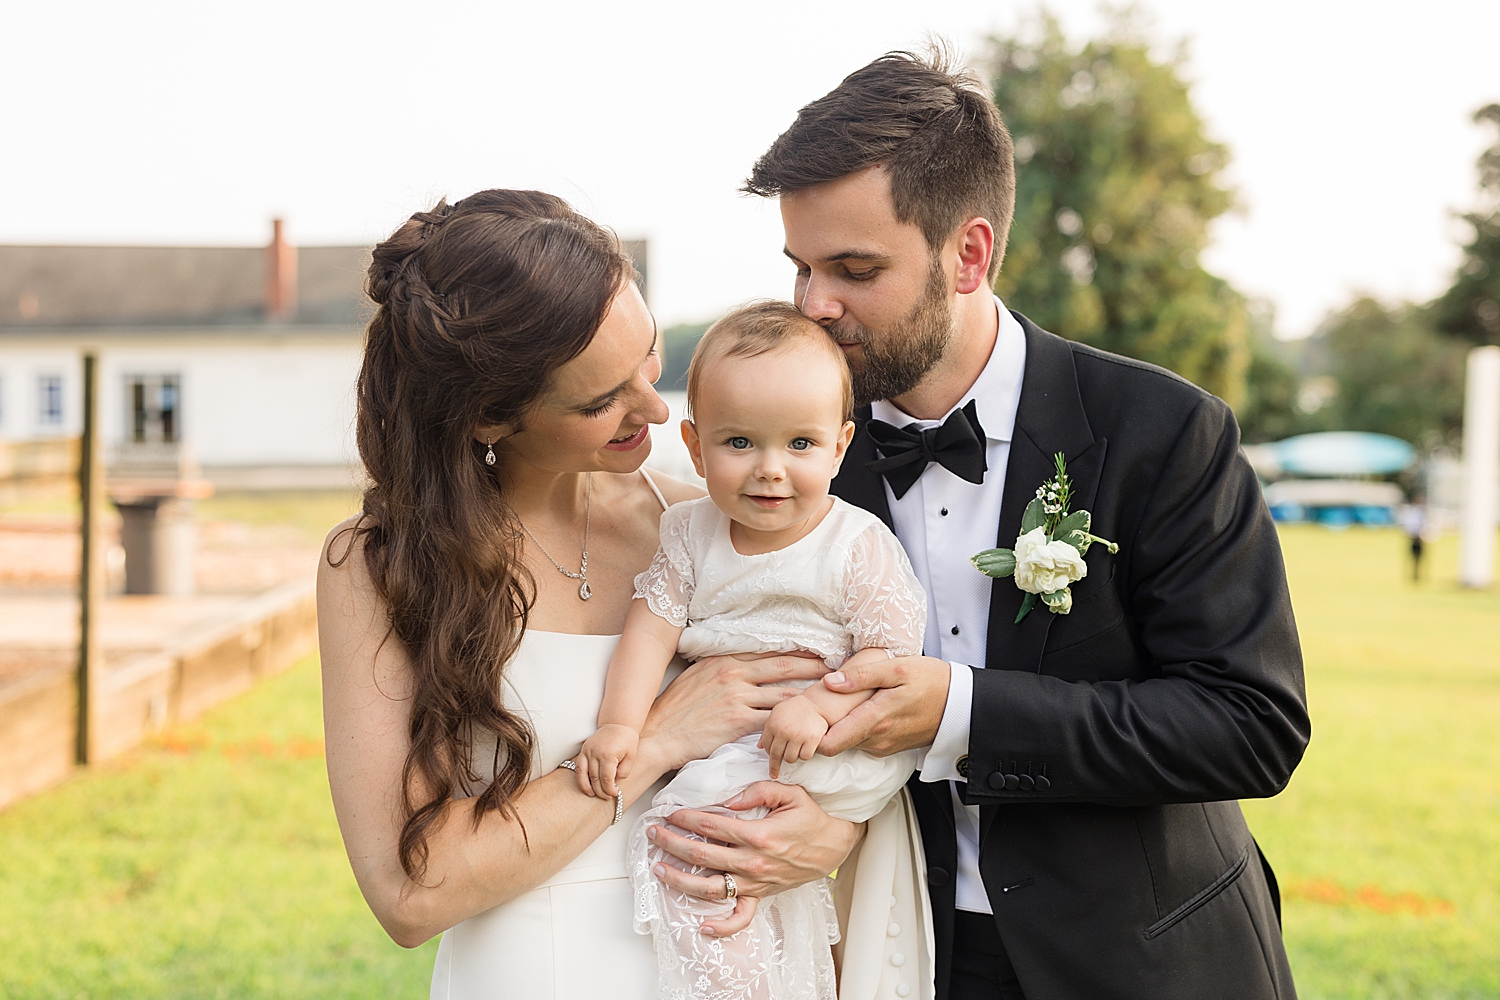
[430,628,674,1000]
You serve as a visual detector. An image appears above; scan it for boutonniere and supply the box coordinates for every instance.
[970,453,1118,623]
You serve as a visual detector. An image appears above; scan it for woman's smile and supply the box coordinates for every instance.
[604,425,649,451]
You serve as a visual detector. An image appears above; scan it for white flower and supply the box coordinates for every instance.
[1012,527,1088,595]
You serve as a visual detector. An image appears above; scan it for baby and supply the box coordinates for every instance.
[573,301,930,1000]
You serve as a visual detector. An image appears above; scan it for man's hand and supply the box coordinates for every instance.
[648,782,863,937]
[759,697,828,779]
[817,654,952,756]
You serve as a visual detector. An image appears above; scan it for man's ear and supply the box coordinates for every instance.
[828,419,857,477]
[681,419,707,479]
[953,217,996,296]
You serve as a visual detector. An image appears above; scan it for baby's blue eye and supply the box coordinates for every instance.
[728,437,751,450]
[790,438,812,451]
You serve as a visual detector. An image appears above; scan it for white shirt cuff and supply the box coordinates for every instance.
[918,662,973,783]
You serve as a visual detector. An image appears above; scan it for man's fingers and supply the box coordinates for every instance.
[823,658,899,695]
[701,895,758,938]
[817,697,884,756]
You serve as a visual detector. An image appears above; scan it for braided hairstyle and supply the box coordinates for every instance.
[336,190,632,881]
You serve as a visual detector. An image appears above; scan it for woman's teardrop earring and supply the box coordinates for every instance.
[484,437,496,466]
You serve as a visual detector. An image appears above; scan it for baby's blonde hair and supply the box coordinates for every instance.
[685,301,854,421]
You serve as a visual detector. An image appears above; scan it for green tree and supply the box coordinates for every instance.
[1433,103,1500,345]
[1304,298,1466,448]
[988,12,1249,406]
[1234,307,1303,444]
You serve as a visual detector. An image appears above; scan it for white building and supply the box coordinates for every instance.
[0,227,647,489]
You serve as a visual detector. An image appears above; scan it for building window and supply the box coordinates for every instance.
[38,375,63,426]
[126,374,181,444]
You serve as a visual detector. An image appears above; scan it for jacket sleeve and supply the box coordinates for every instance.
[966,397,1310,806]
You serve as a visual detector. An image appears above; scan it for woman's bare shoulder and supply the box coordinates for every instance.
[646,470,706,506]
[319,513,380,605]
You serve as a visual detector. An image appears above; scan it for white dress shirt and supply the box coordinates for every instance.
[870,296,1026,915]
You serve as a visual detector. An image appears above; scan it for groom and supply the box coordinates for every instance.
[653,50,1309,999]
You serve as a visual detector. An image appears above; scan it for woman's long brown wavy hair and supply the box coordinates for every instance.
[335,189,632,882]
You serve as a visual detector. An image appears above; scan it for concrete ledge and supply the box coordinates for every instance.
[0,577,318,810]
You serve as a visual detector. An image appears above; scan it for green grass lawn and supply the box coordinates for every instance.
[0,655,436,999]
[1242,526,1500,1000]
[0,525,1496,998]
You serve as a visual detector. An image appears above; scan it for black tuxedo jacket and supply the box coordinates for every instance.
[832,315,1309,1000]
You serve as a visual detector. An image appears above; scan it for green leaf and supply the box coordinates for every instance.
[970,548,1017,578]
[1041,587,1073,614]
[1021,497,1047,534]
[1062,530,1091,555]
[1051,509,1089,542]
[1014,592,1038,624]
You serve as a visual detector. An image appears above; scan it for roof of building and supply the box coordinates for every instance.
[0,244,371,329]
[0,238,647,333]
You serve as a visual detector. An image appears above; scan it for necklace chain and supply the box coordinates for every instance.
[516,473,593,600]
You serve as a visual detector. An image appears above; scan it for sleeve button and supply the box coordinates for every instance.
[1003,773,1020,791]
[1017,774,1035,791]
[987,772,1006,789]
[1035,774,1051,790]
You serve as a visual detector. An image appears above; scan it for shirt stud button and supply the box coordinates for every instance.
[940,507,949,516]
[951,625,960,635]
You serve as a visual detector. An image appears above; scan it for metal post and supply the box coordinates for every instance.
[77,353,104,764]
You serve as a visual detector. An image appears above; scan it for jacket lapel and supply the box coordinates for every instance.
[984,314,1104,676]
[831,406,894,531]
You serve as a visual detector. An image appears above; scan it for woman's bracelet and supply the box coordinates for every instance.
[556,758,624,826]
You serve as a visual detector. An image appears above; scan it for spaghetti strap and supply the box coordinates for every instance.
[640,467,669,511]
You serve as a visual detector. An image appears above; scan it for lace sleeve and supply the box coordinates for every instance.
[837,523,927,657]
[632,502,696,627]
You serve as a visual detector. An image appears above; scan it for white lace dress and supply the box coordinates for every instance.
[628,496,935,1000]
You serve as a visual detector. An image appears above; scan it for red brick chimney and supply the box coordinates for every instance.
[264,218,298,322]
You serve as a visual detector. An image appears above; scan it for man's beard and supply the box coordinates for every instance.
[832,260,953,407]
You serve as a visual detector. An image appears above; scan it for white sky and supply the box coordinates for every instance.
[3,0,1497,339]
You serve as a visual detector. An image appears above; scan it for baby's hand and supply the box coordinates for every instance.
[578,724,639,798]
[759,697,830,779]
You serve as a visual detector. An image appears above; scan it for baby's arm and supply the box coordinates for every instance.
[760,647,890,778]
[578,599,685,798]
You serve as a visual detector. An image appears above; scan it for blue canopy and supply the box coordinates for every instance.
[1271,432,1415,477]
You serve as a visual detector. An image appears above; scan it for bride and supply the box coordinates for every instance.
[317,190,861,998]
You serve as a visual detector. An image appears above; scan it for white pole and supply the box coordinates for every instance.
[1459,346,1500,588]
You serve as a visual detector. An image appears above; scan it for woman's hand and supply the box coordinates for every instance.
[647,782,863,937]
[638,651,830,771]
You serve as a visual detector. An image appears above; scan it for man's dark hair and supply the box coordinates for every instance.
[744,48,1015,278]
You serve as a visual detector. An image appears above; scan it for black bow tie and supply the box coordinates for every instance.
[864,399,988,500]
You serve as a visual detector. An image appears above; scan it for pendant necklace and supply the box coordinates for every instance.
[517,473,593,601]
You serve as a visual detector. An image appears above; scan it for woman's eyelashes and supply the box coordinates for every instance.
[580,396,618,418]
